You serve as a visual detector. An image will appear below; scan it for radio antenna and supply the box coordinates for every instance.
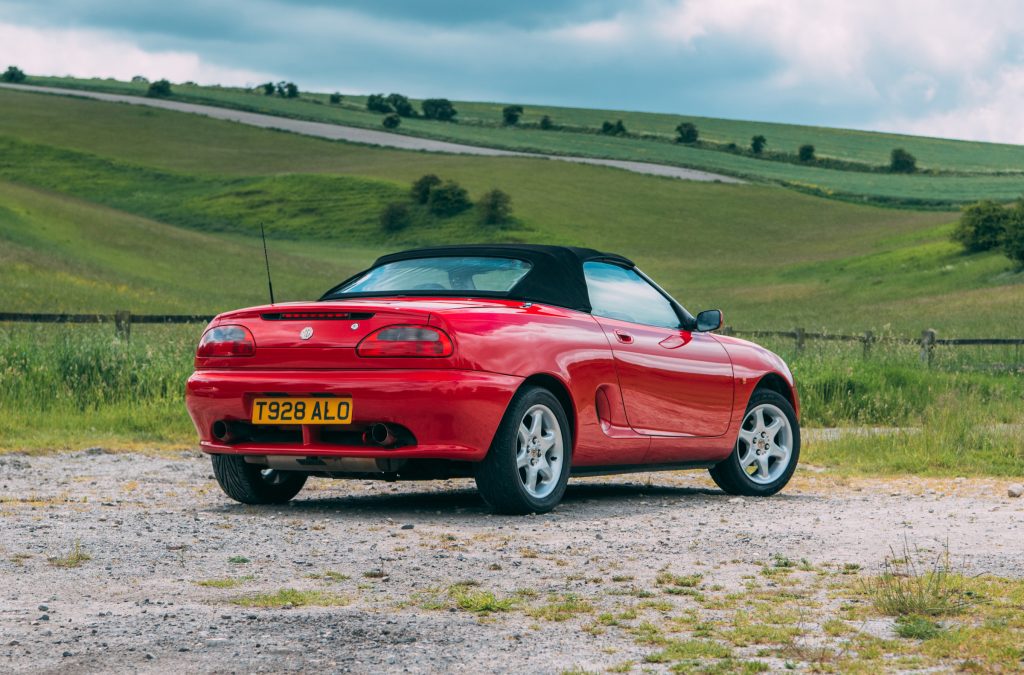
[260,223,275,305]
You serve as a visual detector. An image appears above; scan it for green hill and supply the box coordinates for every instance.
[21,75,1024,207]
[0,86,1022,336]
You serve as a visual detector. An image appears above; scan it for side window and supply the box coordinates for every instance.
[583,262,680,328]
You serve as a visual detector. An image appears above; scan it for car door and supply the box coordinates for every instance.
[583,261,734,437]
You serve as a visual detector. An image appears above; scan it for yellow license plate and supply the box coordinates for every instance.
[251,397,353,425]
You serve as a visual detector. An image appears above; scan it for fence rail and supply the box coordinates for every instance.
[1,312,1022,364]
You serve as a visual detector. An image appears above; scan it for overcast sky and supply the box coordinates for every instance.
[3,0,1023,143]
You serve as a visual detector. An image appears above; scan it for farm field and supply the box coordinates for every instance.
[17,76,1024,206]
[0,85,1022,460]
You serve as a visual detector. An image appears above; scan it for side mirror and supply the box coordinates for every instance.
[695,309,722,332]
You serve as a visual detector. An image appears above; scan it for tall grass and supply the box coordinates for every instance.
[2,326,1022,470]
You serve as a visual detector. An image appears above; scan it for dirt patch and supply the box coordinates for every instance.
[1,452,1022,673]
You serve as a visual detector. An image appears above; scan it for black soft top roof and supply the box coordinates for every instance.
[324,244,634,312]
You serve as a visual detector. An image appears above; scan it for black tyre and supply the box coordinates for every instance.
[474,386,572,515]
[211,454,308,505]
[709,389,800,497]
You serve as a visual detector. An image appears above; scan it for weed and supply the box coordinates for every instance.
[231,588,349,608]
[196,576,253,588]
[48,541,91,568]
[527,594,594,622]
[895,615,944,640]
[862,541,971,617]
[227,555,250,564]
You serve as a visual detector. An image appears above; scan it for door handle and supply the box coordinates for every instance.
[613,330,633,344]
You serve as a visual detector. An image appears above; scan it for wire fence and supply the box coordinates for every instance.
[1,311,1022,367]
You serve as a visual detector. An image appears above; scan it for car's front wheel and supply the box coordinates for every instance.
[474,386,572,514]
[211,454,308,505]
[709,389,800,496]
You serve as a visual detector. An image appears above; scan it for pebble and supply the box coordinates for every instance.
[1008,484,1023,498]
[38,604,48,612]
[400,523,414,530]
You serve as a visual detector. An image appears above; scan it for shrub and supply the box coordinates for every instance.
[890,148,917,173]
[382,113,401,129]
[952,200,1009,252]
[411,174,442,204]
[675,122,699,144]
[539,115,554,130]
[422,98,457,121]
[1,65,26,83]
[366,93,393,113]
[601,119,626,136]
[328,92,342,104]
[1002,203,1024,267]
[427,181,471,216]
[798,144,816,162]
[146,79,172,98]
[130,75,149,84]
[379,202,411,232]
[260,82,275,96]
[502,105,523,125]
[386,93,416,117]
[751,135,767,155]
[477,189,513,225]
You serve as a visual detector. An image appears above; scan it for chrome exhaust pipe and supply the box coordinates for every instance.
[212,420,246,443]
[367,423,396,448]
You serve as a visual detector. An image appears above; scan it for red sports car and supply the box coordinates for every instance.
[186,245,800,514]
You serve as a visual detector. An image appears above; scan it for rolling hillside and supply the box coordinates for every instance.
[0,86,1022,336]
[21,75,1024,207]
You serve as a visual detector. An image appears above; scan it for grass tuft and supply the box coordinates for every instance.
[230,588,349,608]
[47,541,91,568]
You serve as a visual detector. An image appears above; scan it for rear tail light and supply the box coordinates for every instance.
[197,325,256,357]
[356,325,453,358]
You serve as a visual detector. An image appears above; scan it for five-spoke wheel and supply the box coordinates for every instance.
[710,389,800,496]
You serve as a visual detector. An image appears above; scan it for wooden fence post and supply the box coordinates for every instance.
[920,328,936,366]
[720,325,734,336]
[863,330,873,359]
[114,310,131,341]
[794,327,805,353]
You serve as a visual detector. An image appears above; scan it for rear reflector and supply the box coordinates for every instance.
[356,325,453,358]
[197,325,256,357]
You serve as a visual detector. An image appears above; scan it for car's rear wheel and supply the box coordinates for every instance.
[211,454,308,505]
[474,386,572,514]
[709,389,800,496]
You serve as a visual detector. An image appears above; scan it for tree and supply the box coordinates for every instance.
[1002,203,1024,267]
[427,181,471,216]
[601,120,626,136]
[386,93,416,117]
[329,92,342,104]
[675,122,699,144]
[382,113,401,129]
[539,115,554,130]
[366,93,393,113]
[890,148,917,173]
[798,144,816,162]
[1,66,26,83]
[411,174,442,204]
[146,79,172,97]
[130,75,149,84]
[477,189,513,225]
[380,202,411,232]
[952,200,1009,253]
[282,82,299,98]
[502,105,524,126]
[422,98,457,121]
[751,135,767,155]
[261,82,275,96]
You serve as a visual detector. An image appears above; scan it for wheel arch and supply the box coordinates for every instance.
[518,373,577,448]
[753,372,798,417]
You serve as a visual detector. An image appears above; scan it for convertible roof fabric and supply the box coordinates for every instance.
[340,244,634,312]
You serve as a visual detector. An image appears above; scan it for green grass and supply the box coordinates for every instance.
[47,541,92,568]
[230,588,349,608]
[17,76,1024,206]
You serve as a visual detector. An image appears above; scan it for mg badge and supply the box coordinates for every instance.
[299,326,314,340]
[350,323,360,330]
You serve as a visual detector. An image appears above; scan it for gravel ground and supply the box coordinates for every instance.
[1,451,1022,674]
[0,83,743,184]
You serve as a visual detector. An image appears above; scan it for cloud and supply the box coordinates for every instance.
[0,20,274,85]
[1,0,1024,143]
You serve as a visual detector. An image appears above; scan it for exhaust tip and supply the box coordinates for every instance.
[212,420,231,442]
[369,423,396,447]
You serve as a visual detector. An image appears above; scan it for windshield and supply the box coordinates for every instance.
[327,256,533,297]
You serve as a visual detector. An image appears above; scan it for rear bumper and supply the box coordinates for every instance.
[185,369,522,462]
